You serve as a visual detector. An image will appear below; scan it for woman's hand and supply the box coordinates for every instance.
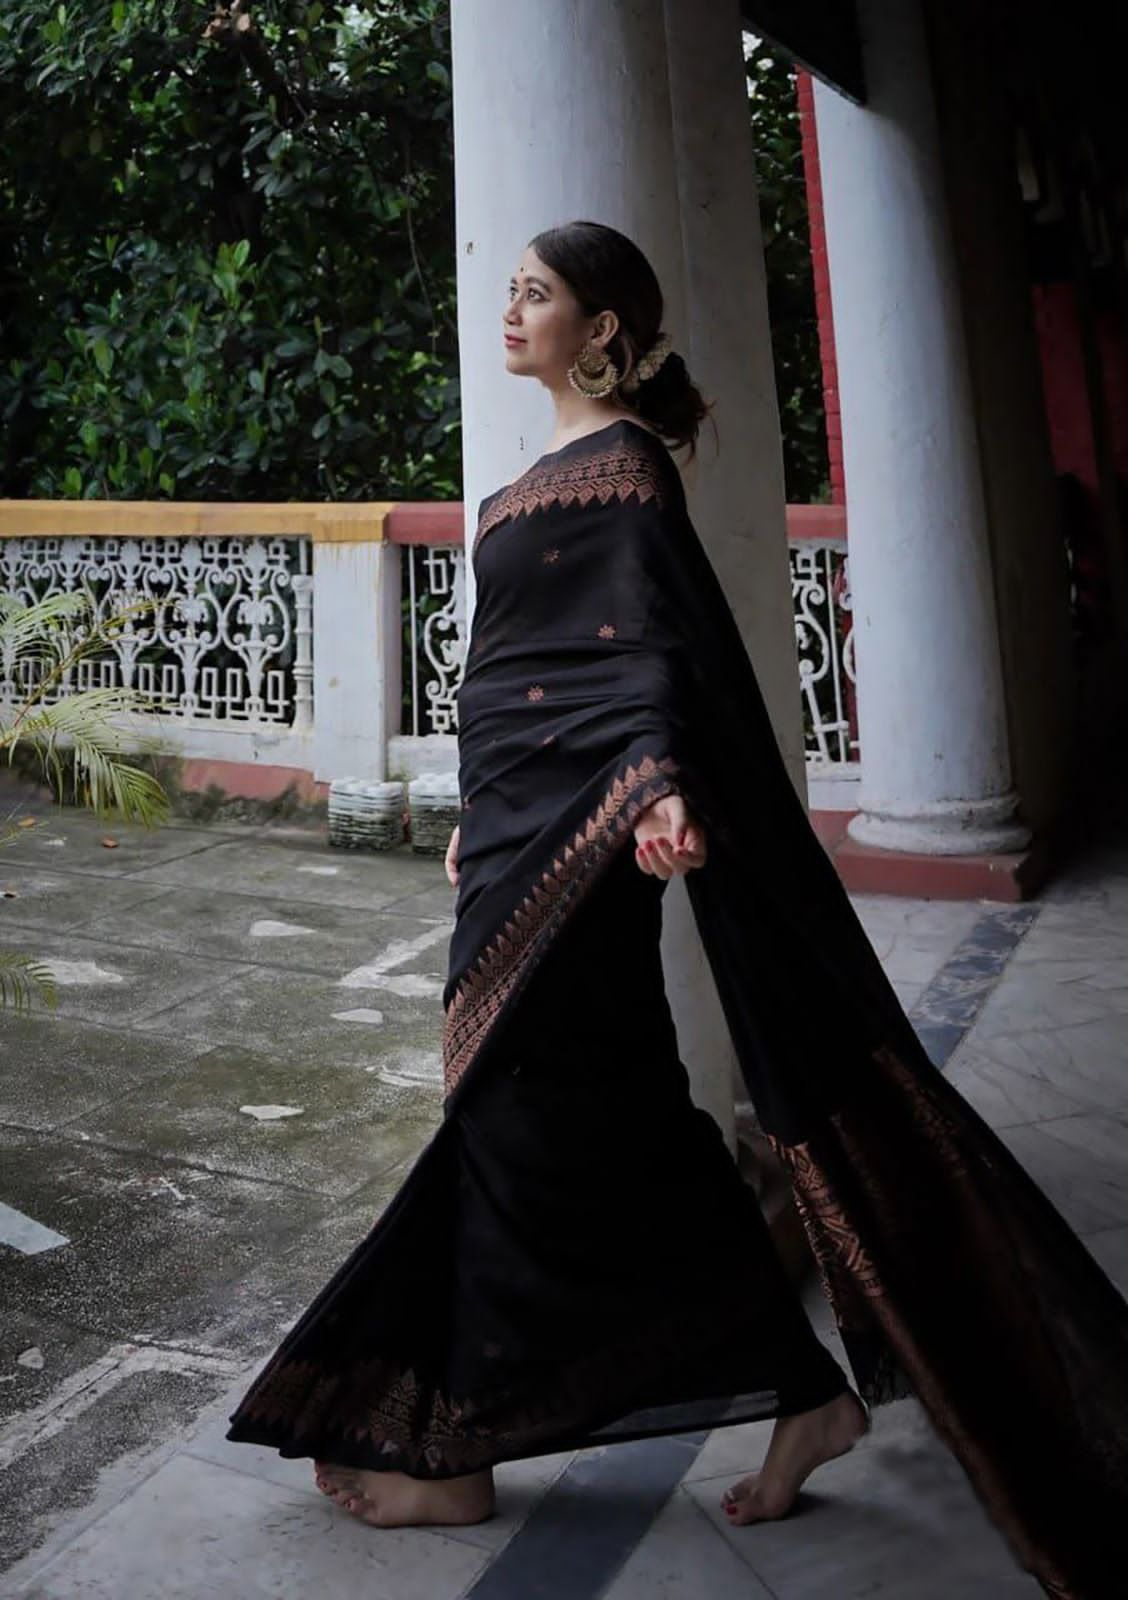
[634,794,707,879]
[444,823,460,888]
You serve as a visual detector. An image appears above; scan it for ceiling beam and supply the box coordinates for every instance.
[741,0,866,104]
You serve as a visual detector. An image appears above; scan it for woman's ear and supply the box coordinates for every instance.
[591,309,620,349]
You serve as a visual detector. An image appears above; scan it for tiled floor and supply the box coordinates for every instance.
[3,781,1127,1598]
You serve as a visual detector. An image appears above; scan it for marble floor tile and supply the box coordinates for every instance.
[997,1113,1128,1233]
[1081,1224,1128,1295]
[971,963,1128,1039]
[681,1417,776,1489]
[851,900,982,981]
[944,1025,1128,1126]
[684,1422,1038,1598]
[602,1488,774,1599]
[891,978,924,1011]
[440,1451,577,1554]
[1011,906,1128,964]
[7,1453,488,1600]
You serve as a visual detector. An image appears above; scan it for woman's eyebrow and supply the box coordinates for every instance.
[509,275,552,293]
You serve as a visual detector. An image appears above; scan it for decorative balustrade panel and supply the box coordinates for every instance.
[402,543,466,737]
[398,537,856,764]
[790,538,858,765]
[0,535,313,728]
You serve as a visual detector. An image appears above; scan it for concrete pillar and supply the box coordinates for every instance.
[452,0,688,610]
[662,0,808,1124]
[311,540,399,783]
[664,0,807,788]
[814,0,1031,855]
[452,0,800,1144]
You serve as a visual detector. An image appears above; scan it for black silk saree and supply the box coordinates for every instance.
[229,418,1128,1599]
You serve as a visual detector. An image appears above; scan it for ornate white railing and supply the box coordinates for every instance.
[403,543,466,737]
[0,501,857,798]
[396,508,859,771]
[0,534,313,729]
[789,531,858,766]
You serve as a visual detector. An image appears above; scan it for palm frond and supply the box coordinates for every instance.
[5,686,149,743]
[0,594,161,722]
[70,744,169,825]
[0,592,90,657]
[7,699,170,826]
[0,952,58,1013]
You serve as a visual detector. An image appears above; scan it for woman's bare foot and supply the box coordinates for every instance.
[721,1390,869,1526]
[313,1460,495,1528]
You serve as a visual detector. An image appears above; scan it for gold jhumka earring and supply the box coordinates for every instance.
[567,340,620,399]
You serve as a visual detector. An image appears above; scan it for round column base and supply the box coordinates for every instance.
[845,791,1031,856]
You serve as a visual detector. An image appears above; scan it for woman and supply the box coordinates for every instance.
[228,221,1128,1597]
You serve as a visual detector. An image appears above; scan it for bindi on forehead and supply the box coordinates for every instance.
[511,268,554,293]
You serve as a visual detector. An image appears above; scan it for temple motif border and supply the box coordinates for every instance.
[441,753,681,1096]
[473,440,668,559]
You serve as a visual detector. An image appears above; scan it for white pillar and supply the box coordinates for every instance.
[814,0,1031,855]
[664,0,807,784]
[311,539,399,783]
[453,0,801,1145]
[662,0,808,1127]
[452,0,687,610]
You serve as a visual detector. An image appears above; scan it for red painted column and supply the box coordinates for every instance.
[1031,283,1101,493]
[1030,281,1112,644]
[1096,307,1128,482]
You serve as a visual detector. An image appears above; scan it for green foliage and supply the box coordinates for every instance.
[0,952,58,1014]
[0,589,172,1009]
[2,7,822,504]
[746,37,829,504]
[1,1,459,500]
[0,592,172,823]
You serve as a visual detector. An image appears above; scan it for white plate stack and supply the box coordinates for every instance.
[408,771,462,855]
[327,779,406,850]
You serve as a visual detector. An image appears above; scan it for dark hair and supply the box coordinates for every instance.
[528,219,712,457]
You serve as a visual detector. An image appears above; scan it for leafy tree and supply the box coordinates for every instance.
[1,1,458,500]
[746,36,829,504]
[0,8,825,504]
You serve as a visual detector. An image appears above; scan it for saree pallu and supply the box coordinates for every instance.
[228,418,1128,1599]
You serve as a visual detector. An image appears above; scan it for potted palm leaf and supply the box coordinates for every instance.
[0,591,170,1012]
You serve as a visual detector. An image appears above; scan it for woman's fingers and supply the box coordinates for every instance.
[633,799,707,877]
[678,827,707,868]
[444,824,461,887]
[634,836,685,878]
[648,837,681,875]
[634,827,707,877]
